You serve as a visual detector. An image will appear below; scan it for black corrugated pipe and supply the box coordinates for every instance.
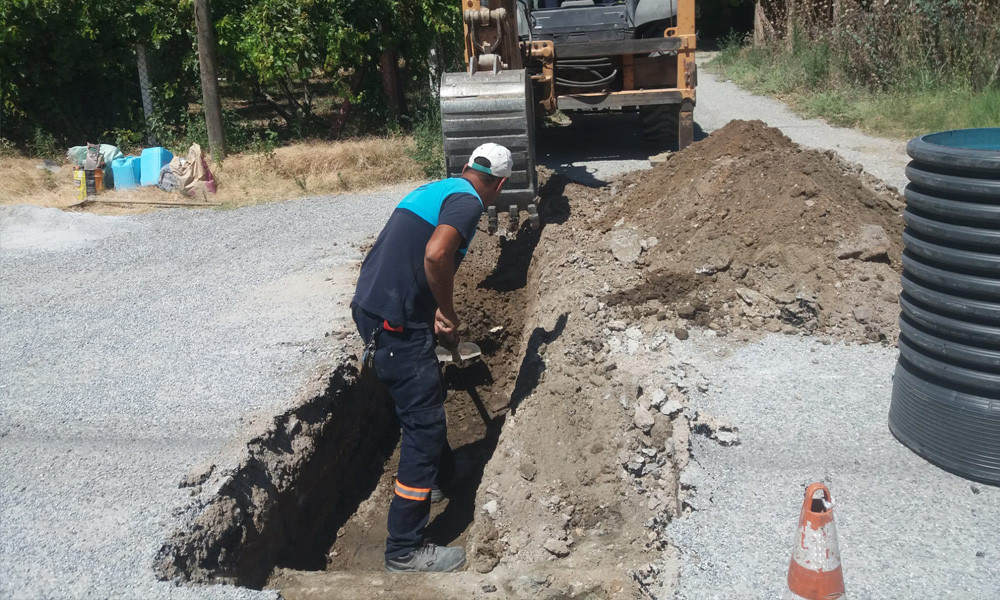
[889,128,1000,486]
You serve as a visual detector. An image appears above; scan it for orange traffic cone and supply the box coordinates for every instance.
[784,483,846,600]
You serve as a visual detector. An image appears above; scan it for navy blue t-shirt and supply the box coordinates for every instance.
[353,177,484,328]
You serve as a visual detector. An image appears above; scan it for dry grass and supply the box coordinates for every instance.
[714,0,1000,138]
[0,136,425,214]
[214,136,424,208]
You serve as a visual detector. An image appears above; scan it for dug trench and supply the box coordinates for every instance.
[267,170,677,600]
[156,120,906,599]
[156,169,684,599]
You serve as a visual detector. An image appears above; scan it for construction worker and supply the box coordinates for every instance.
[351,143,512,573]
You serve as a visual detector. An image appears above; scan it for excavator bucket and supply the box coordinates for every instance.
[440,69,539,230]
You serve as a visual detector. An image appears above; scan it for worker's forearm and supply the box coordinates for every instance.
[425,254,457,319]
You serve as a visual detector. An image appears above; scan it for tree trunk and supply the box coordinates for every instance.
[331,71,365,138]
[379,48,405,119]
[785,0,796,49]
[257,87,294,127]
[194,0,226,159]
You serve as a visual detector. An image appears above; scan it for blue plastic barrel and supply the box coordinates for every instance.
[111,156,142,190]
[140,147,174,186]
[889,128,1000,485]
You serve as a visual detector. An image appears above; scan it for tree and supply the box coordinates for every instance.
[0,0,463,148]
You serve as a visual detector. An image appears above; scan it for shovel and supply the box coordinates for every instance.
[436,341,482,368]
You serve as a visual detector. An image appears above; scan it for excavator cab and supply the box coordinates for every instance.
[440,0,696,232]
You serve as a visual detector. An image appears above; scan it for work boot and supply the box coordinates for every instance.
[384,544,466,573]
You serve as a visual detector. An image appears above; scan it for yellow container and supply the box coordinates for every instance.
[73,168,86,200]
[73,168,103,200]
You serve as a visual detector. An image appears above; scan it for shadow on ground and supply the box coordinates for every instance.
[536,111,708,187]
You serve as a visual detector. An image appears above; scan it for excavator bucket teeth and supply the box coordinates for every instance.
[440,69,538,217]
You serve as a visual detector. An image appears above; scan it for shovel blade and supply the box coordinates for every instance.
[436,341,482,365]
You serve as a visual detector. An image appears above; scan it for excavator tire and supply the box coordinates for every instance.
[639,103,681,146]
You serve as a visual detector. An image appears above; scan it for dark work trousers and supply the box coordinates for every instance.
[352,305,451,559]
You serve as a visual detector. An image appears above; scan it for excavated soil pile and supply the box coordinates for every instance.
[598,120,904,343]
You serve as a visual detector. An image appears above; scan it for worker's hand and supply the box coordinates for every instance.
[435,308,460,350]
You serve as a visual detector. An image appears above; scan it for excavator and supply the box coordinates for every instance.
[440,0,697,231]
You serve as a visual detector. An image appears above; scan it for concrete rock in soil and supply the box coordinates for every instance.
[542,538,570,557]
[518,460,538,482]
[634,405,655,432]
[677,304,697,319]
[658,387,687,417]
[736,287,769,307]
[852,306,872,324]
[837,224,891,262]
[626,459,646,475]
[649,414,673,449]
[609,228,642,264]
[674,327,690,340]
[659,398,685,417]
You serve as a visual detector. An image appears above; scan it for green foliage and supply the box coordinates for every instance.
[717,30,749,65]
[104,128,146,154]
[1,0,462,151]
[0,138,18,157]
[709,0,1000,139]
[794,39,829,89]
[409,108,445,179]
[29,128,59,159]
[248,128,280,155]
[801,91,862,125]
[178,110,263,154]
[1,0,197,148]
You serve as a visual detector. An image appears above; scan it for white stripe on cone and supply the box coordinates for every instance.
[792,521,842,571]
[783,520,847,600]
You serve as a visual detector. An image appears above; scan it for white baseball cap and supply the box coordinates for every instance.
[467,143,513,178]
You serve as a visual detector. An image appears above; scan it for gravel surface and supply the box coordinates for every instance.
[0,188,409,599]
[667,334,1000,599]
